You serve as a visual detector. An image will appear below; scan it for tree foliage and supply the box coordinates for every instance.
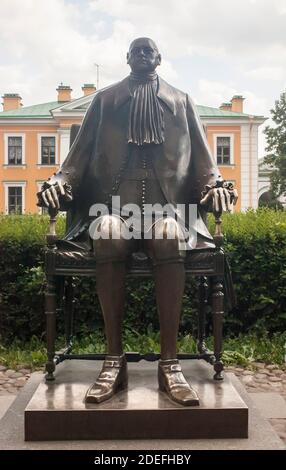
[264,92,286,198]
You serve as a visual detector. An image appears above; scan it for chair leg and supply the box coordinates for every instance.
[211,276,224,381]
[197,276,208,354]
[64,278,75,352]
[45,275,57,381]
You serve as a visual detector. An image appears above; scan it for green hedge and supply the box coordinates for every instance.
[0,209,285,341]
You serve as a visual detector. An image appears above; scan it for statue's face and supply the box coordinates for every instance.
[127,38,161,73]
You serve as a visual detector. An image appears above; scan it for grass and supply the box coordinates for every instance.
[0,330,285,371]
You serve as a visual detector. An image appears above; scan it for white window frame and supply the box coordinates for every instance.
[213,134,234,166]
[3,181,26,214]
[37,133,58,165]
[4,133,26,165]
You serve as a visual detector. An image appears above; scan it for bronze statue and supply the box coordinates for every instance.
[38,38,237,407]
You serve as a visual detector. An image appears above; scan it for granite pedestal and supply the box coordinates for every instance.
[25,360,248,441]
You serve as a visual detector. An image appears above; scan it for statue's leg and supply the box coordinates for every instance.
[86,215,134,403]
[144,217,199,406]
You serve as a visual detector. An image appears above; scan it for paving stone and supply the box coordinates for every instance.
[251,393,286,419]
[0,365,7,372]
[0,396,16,420]
[10,372,23,379]
[254,373,268,379]
[15,378,27,387]
[278,432,286,441]
[252,362,266,369]
[245,382,257,389]
[4,370,16,378]
[2,383,11,389]
[266,365,279,371]
[241,375,254,384]
[269,376,282,382]
[242,370,254,375]
[274,370,284,376]
[270,421,286,433]
[18,369,31,375]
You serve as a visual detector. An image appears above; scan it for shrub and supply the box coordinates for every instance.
[0,209,285,341]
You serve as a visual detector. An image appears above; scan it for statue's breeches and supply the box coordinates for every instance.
[92,214,186,265]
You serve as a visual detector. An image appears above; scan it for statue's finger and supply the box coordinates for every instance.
[46,189,56,209]
[200,188,213,206]
[233,189,238,205]
[41,191,49,207]
[224,188,231,211]
[213,189,220,213]
[57,181,65,196]
[218,188,226,211]
[50,185,60,209]
[200,192,210,205]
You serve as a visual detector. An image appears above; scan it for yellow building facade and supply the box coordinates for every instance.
[0,84,265,214]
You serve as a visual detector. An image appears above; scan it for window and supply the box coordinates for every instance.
[8,186,23,214]
[8,137,22,165]
[217,137,230,165]
[4,182,26,214]
[41,136,56,165]
[4,133,25,165]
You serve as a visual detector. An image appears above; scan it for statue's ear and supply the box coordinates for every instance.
[126,52,130,64]
[157,53,162,66]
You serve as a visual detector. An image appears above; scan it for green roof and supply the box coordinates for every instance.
[197,104,252,118]
[0,101,64,118]
[0,99,263,119]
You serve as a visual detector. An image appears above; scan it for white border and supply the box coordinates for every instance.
[37,133,58,165]
[213,133,234,165]
[4,133,26,165]
[3,181,26,214]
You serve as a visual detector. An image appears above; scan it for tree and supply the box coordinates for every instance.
[264,91,286,198]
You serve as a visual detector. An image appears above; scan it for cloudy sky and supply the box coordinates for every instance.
[1,0,286,155]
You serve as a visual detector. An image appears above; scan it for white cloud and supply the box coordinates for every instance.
[245,67,285,81]
[195,79,237,107]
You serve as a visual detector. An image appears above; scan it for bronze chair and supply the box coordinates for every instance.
[44,124,226,383]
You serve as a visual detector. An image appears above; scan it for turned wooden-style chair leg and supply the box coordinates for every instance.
[64,277,75,352]
[197,276,208,354]
[211,276,224,381]
[45,275,57,381]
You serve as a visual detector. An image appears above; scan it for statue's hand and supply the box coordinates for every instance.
[37,181,73,210]
[200,180,238,214]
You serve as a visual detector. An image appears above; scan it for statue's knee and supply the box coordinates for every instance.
[149,217,186,263]
[90,215,128,262]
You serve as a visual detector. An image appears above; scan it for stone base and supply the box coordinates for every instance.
[25,360,248,441]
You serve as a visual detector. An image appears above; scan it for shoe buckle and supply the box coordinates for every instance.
[169,364,181,372]
[104,360,119,368]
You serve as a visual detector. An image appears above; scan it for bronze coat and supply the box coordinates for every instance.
[47,76,222,244]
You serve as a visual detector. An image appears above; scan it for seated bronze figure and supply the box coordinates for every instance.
[38,37,237,407]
